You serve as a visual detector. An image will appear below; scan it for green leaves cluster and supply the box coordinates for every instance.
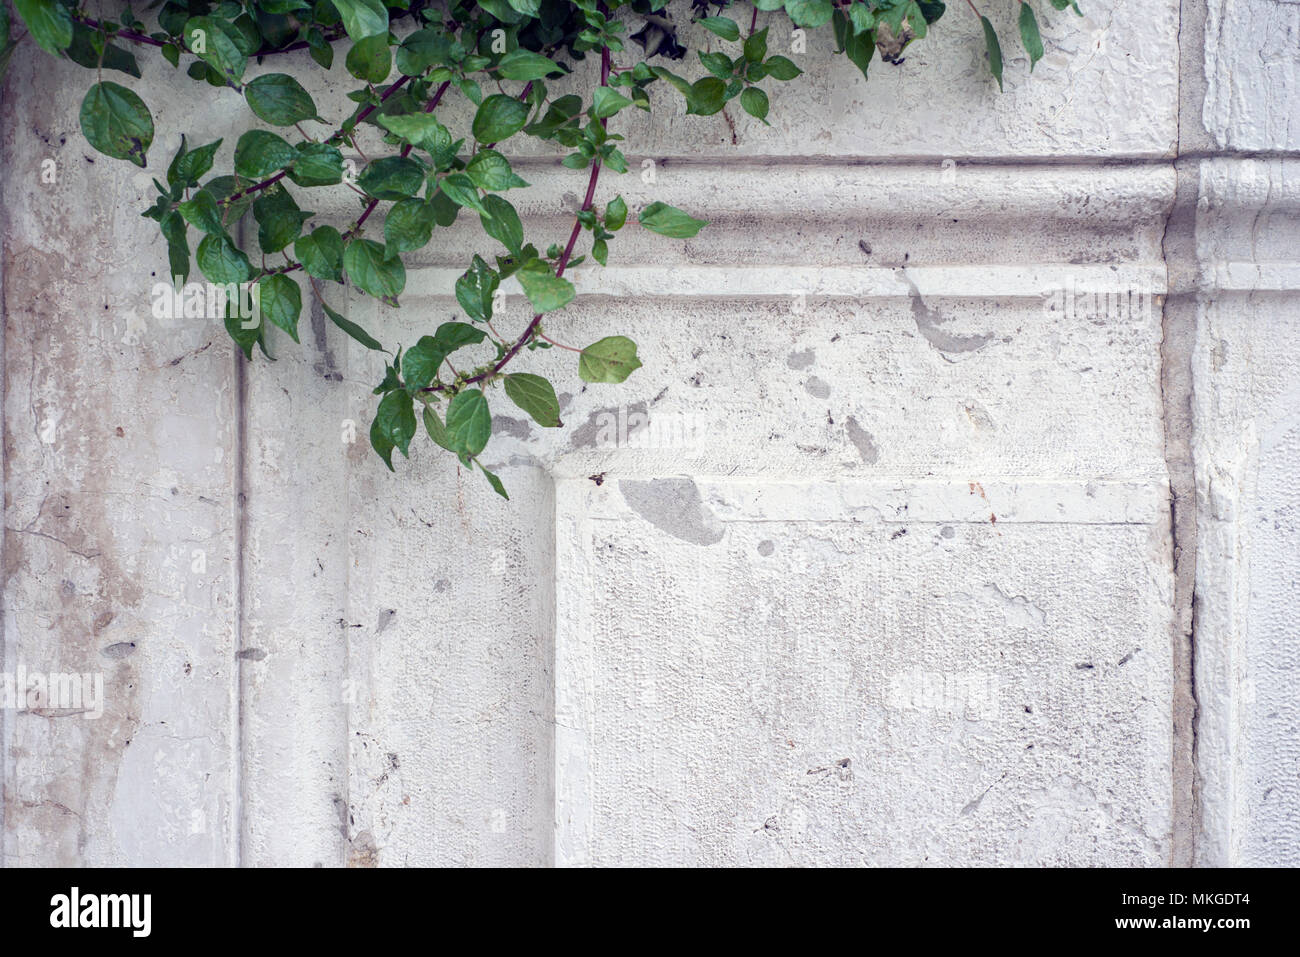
[13,0,1079,500]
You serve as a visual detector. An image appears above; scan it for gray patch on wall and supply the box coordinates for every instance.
[619,478,725,546]
[786,349,815,370]
[902,270,992,357]
[804,376,832,399]
[844,416,880,464]
[569,401,649,449]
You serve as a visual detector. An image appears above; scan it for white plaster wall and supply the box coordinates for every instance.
[1,0,1296,866]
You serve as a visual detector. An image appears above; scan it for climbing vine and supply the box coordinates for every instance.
[5,0,1081,497]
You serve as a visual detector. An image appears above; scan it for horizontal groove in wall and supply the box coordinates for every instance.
[493,149,1300,168]
[561,476,1167,526]
[404,263,1169,301]
[318,163,1174,223]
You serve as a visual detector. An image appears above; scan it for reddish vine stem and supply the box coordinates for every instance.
[218,71,414,211]
[258,77,451,277]
[327,73,415,145]
[351,80,452,232]
[423,46,612,395]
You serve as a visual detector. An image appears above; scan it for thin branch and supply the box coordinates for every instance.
[352,80,451,233]
[423,46,614,395]
[258,78,452,278]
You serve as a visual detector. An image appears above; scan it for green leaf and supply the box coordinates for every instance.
[394,28,452,75]
[374,389,416,460]
[605,195,628,231]
[918,0,949,22]
[204,175,254,223]
[438,172,486,213]
[578,336,642,384]
[496,48,564,81]
[1018,2,1044,71]
[423,405,458,453]
[245,73,319,126]
[346,33,392,83]
[740,87,769,123]
[384,198,436,257]
[848,3,877,34]
[370,415,395,470]
[480,194,525,253]
[456,255,498,322]
[402,335,448,390]
[14,0,72,55]
[178,190,224,234]
[504,373,561,428]
[592,87,633,119]
[907,1,930,38]
[234,129,295,179]
[980,15,1004,91]
[80,82,153,168]
[402,322,488,390]
[356,156,425,200]
[159,210,190,284]
[639,201,708,238]
[466,150,530,191]
[196,233,252,284]
[288,142,344,187]
[378,112,452,154]
[844,26,875,80]
[258,274,302,342]
[686,77,727,116]
[743,27,769,63]
[184,16,247,84]
[472,94,531,144]
[785,0,835,29]
[699,51,734,79]
[699,16,741,42]
[527,93,583,138]
[435,321,487,354]
[65,24,140,77]
[332,0,389,41]
[764,55,802,81]
[295,225,345,281]
[253,184,312,253]
[167,138,222,191]
[445,389,491,456]
[344,238,406,305]
[307,27,334,69]
[224,309,263,361]
[478,462,509,500]
[517,261,575,313]
[323,298,385,350]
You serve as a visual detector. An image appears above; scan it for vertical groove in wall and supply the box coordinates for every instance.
[1160,211,1201,867]
[543,473,558,868]
[1164,0,1210,868]
[339,290,353,870]
[232,215,250,867]
[0,122,8,868]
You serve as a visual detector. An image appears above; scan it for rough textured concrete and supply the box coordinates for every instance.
[1,0,1297,866]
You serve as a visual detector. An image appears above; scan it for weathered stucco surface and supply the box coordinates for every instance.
[1,0,1296,866]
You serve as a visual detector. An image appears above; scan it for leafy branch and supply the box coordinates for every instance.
[7,0,1082,500]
